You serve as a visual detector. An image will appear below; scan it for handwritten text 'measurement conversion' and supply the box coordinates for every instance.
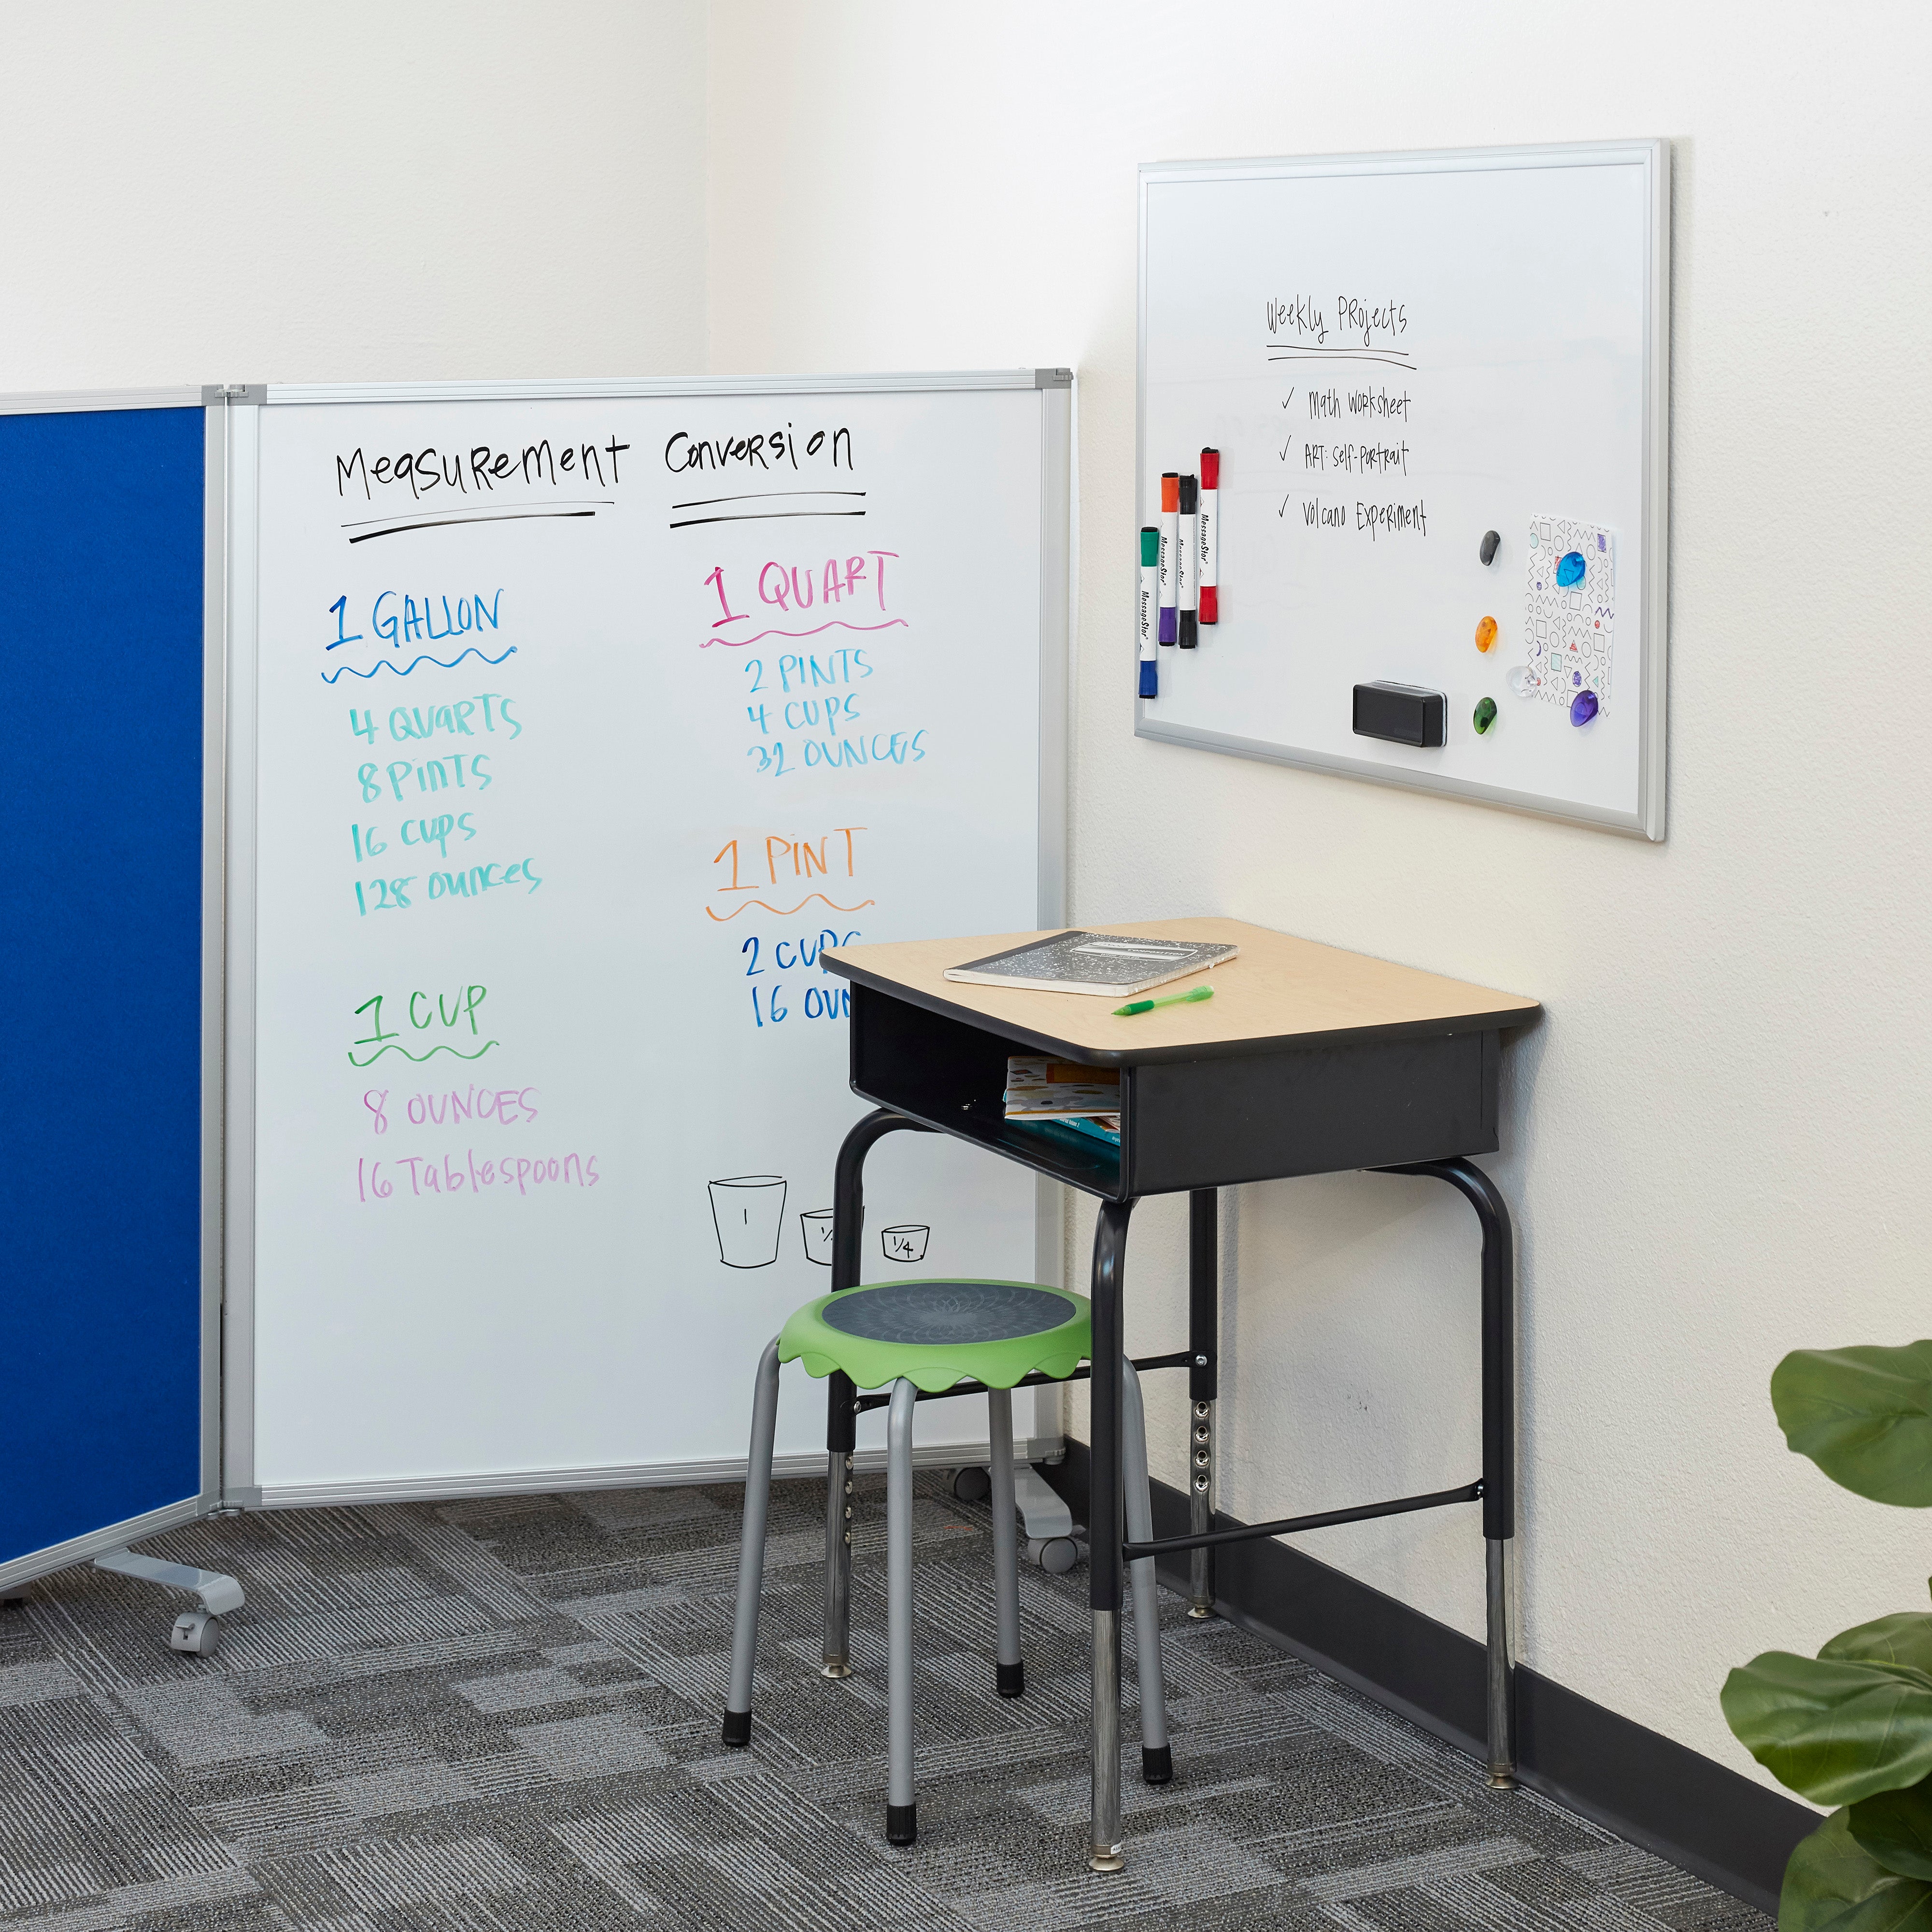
[335,439,633,500]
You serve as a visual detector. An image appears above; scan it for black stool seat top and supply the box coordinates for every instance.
[822,1280,1077,1346]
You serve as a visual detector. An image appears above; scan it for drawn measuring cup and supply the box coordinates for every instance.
[881,1224,929,1264]
[709,1175,787,1269]
[800,1209,835,1265]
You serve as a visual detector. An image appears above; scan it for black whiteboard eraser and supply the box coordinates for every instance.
[1479,529,1501,566]
[1353,682,1446,749]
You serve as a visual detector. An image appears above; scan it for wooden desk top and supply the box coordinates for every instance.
[821,918,1540,1066]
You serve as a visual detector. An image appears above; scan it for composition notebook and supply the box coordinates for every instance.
[944,931,1240,998]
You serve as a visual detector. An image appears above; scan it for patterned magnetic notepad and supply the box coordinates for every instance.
[1521,517,1616,712]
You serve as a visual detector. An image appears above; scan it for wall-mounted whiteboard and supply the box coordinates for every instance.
[224,373,1069,1506]
[1136,142,1669,838]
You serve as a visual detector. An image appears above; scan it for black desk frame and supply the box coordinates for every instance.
[819,976,1519,1872]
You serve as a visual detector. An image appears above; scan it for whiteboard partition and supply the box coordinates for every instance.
[1136,143,1669,838]
[225,374,1069,1506]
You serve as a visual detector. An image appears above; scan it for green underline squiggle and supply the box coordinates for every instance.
[346,1039,500,1068]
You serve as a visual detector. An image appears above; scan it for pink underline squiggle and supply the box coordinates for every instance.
[700,618,909,649]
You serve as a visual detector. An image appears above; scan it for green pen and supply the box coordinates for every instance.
[1113,984,1214,1018]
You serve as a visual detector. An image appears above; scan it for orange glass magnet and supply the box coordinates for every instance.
[1474,615,1498,653]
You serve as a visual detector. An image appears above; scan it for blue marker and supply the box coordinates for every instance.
[1138,527,1159,698]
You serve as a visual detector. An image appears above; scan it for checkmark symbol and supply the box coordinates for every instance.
[1278,495,1291,517]
[1279,440,1293,460]
[1281,388,1295,408]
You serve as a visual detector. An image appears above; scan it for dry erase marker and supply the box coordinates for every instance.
[1158,473,1179,644]
[1138,527,1160,698]
[1198,448,1220,624]
[1178,473,1199,648]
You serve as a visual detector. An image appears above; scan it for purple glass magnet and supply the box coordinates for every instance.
[1570,690,1599,726]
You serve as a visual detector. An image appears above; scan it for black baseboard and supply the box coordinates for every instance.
[1041,1442,1811,1916]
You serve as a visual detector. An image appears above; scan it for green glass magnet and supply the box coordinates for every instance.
[1473,696,1498,735]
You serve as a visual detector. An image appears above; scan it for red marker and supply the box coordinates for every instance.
[1198,448,1220,624]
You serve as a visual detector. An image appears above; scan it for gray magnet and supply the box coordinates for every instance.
[1479,530,1501,566]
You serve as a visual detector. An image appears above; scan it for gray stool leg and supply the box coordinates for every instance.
[987,1386,1023,1697]
[1120,1357,1171,1784]
[887,1376,918,1846]
[723,1337,782,1747]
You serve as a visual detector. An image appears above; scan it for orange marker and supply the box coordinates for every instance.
[1158,473,1179,644]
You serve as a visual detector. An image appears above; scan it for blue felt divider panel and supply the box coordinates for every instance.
[0,406,205,1568]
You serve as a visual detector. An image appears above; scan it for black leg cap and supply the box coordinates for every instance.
[886,1802,917,1847]
[995,1660,1025,1698]
[721,1709,752,1748]
[1142,1744,1173,1786]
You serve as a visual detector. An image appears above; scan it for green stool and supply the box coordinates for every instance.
[721,1278,1170,1846]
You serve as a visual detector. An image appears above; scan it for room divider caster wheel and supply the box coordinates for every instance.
[169,1609,221,1655]
[1026,1535,1080,1575]
[952,1466,991,1504]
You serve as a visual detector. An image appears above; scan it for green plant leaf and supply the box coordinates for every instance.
[1773,1347,1932,1506]
[1853,1778,1932,1881]
[1783,1809,1932,1932]
[1826,1619,1932,1676]
[1723,1651,1932,1805]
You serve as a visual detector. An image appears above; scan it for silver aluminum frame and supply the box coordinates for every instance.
[221,370,1074,1505]
[0,387,225,1594]
[219,398,261,1501]
[1134,141,1671,841]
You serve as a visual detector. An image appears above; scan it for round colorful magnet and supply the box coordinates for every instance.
[1474,615,1497,653]
[1569,689,1599,726]
[1473,697,1497,735]
[1556,550,1586,587]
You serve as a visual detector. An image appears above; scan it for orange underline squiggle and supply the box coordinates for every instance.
[705,894,876,922]
[700,619,908,649]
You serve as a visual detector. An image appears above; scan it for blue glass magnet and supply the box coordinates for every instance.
[1556,550,1586,587]
[1569,689,1599,726]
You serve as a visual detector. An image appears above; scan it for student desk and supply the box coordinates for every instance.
[819,917,1539,1872]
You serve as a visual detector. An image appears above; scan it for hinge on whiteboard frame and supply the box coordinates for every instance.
[201,383,265,406]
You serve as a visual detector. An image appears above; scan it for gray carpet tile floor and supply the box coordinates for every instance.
[0,1471,1769,1932]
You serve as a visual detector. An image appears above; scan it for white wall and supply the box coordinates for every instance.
[705,0,1932,1789]
[0,0,707,388]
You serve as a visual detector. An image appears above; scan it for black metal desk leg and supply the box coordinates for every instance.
[1468,1163,1519,1790]
[1187,1189,1218,1619]
[1383,1155,1518,1788]
[823,1108,928,1679]
[1088,1196,1135,1873]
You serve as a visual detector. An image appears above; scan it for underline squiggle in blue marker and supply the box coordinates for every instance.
[321,646,517,684]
